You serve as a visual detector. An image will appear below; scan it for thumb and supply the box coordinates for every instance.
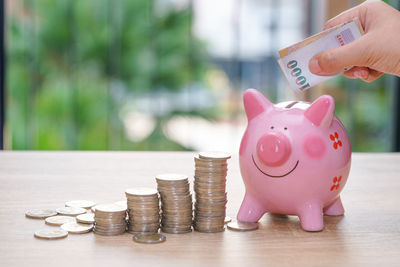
[309,36,369,75]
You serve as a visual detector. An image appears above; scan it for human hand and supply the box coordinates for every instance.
[308,0,400,82]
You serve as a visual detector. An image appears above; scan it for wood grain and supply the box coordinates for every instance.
[0,152,399,267]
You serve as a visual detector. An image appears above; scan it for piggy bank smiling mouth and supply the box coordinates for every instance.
[251,154,299,178]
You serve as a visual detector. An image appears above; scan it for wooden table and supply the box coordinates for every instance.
[0,152,399,267]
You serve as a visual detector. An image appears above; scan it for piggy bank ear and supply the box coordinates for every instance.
[305,95,335,128]
[243,89,273,121]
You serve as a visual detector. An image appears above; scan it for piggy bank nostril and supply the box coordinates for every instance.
[257,133,291,167]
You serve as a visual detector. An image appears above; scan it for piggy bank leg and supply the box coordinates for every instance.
[324,196,345,216]
[298,203,324,232]
[237,192,266,222]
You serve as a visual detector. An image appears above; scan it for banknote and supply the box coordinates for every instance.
[278,18,364,93]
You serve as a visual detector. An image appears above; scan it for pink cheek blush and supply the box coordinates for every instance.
[303,136,326,158]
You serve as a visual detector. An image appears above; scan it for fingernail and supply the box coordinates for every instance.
[354,71,361,78]
[309,58,322,74]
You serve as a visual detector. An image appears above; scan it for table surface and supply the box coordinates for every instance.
[0,152,399,267]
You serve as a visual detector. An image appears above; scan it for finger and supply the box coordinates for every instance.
[343,66,369,79]
[323,2,368,30]
[308,35,371,75]
[343,67,383,82]
[362,69,384,83]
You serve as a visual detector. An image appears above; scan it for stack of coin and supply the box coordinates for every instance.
[156,174,192,234]
[125,188,160,234]
[93,204,127,236]
[193,151,231,233]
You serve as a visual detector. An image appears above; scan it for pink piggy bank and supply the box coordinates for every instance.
[238,89,351,231]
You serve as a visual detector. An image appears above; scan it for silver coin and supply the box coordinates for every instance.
[224,216,232,224]
[125,188,158,196]
[25,209,57,219]
[65,200,96,209]
[76,213,95,224]
[34,229,68,240]
[61,222,93,234]
[56,207,87,216]
[132,233,166,244]
[198,151,231,160]
[227,220,259,231]
[45,215,76,226]
[95,203,127,213]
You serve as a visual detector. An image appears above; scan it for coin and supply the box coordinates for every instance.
[227,220,259,231]
[156,173,192,234]
[65,200,96,209]
[198,151,231,160]
[61,222,94,234]
[94,202,127,236]
[126,187,160,235]
[127,224,159,232]
[155,173,188,182]
[114,200,127,209]
[161,227,192,234]
[34,229,68,240]
[93,229,126,236]
[193,226,225,233]
[194,155,228,164]
[56,207,87,216]
[132,233,166,244]
[76,213,95,224]
[25,209,57,219]
[194,159,228,167]
[95,204,126,214]
[224,216,232,224]
[45,215,76,226]
[193,152,230,233]
[125,188,158,196]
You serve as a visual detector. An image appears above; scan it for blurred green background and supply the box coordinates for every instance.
[6,0,210,150]
[4,0,400,152]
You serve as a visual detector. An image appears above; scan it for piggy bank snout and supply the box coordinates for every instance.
[256,133,291,167]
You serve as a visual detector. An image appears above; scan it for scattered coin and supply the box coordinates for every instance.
[227,220,259,232]
[224,216,232,224]
[133,233,166,244]
[76,213,95,224]
[34,229,68,240]
[61,222,94,234]
[56,206,87,216]
[65,200,96,209]
[45,215,76,226]
[25,209,57,219]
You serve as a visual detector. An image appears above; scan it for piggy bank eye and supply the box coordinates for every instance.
[284,127,288,130]
[303,136,326,158]
[270,126,274,129]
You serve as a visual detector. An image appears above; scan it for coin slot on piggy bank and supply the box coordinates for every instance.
[237,89,351,231]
